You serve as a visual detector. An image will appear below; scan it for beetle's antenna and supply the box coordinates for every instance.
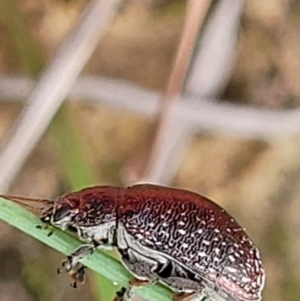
[0,194,54,215]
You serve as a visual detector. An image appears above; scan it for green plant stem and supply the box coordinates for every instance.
[51,107,95,189]
[0,196,172,301]
[0,1,115,299]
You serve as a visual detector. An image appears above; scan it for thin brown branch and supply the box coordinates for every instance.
[138,0,212,183]
[165,0,212,99]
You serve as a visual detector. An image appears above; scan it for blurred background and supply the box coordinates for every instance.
[0,0,300,301]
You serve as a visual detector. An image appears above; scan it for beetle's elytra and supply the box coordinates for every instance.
[2,184,265,301]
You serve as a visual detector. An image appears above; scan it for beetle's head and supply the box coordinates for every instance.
[1,186,121,245]
[40,198,75,229]
[42,186,121,244]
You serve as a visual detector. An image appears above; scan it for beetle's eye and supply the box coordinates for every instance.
[53,203,71,222]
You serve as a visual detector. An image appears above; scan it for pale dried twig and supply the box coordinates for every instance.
[185,0,246,98]
[1,75,299,140]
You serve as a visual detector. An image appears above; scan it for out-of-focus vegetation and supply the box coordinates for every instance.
[0,1,300,301]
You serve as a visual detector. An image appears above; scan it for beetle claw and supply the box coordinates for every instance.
[112,278,150,301]
[172,292,197,301]
[112,287,133,301]
[72,266,85,284]
[60,254,86,286]
[128,278,151,287]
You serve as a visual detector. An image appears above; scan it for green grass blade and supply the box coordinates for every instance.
[0,196,172,301]
[0,0,44,77]
[51,107,95,189]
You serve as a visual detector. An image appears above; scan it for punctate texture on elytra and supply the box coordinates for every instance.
[119,186,264,301]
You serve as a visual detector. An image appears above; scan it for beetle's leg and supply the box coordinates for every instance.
[68,264,86,287]
[128,278,152,287]
[172,292,198,301]
[112,278,151,301]
[62,243,97,270]
[113,287,133,301]
[59,243,97,287]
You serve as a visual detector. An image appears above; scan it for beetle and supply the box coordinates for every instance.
[1,184,265,301]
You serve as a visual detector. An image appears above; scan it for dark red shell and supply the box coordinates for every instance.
[48,184,264,300]
[118,185,264,301]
